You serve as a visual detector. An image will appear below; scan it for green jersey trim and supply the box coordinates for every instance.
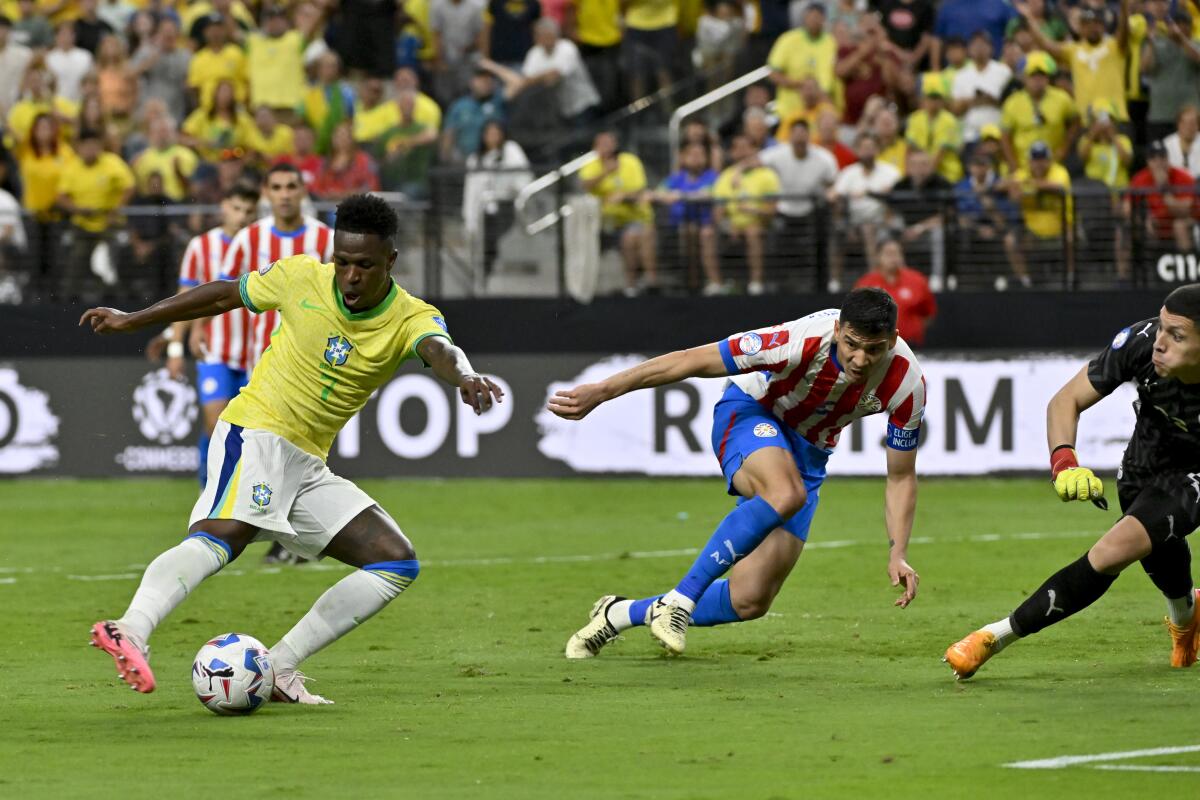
[411,331,453,366]
[333,277,399,321]
[239,274,263,314]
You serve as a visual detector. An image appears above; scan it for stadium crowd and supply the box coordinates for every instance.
[0,0,1198,304]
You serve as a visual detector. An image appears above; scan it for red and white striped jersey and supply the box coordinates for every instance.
[220,216,334,368]
[179,227,252,371]
[720,308,926,450]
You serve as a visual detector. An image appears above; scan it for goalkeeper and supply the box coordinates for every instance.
[945,284,1200,679]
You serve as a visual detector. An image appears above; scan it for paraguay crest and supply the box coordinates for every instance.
[324,335,353,367]
[251,482,273,509]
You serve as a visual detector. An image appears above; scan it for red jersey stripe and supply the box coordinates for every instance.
[782,357,841,430]
[758,336,821,410]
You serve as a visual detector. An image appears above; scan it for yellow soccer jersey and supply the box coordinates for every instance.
[223,255,451,459]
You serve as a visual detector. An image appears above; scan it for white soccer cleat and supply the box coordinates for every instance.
[648,598,691,655]
[565,595,625,659]
[271,670,334,705]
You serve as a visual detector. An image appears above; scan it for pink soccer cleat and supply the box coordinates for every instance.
[90,621,156,693]
[271,670,334,705]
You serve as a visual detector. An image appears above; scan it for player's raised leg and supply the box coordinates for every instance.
[268,506,419,705]
[945,515,1152,680]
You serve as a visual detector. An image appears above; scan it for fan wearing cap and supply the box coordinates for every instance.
[1000,139,1072,289]
[905,73,962,182]
[1128,139,1195,251]
[1018,0,1137,122]
[999,50,1079,171]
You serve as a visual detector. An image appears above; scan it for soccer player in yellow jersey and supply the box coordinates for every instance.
[81,194,503,704]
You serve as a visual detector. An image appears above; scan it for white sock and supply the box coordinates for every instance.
[607,599,635,631]
[1167,591,1196,627]
[661,589,696,614]
[117,536,229,645]
[982,617,1019,653]
[271,568,413,673]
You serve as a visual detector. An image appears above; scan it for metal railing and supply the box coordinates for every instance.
[7,179,1198,307]
[668,65,772,170]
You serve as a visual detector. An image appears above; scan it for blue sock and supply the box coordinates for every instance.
[627,595,661,627]
[673,496,785,603]
[198,433,211,488]
[691,580,741,626]
[625,581,741,627]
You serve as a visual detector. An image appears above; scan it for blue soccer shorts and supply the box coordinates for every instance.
[710,384,830,541]
[196,363,248,405]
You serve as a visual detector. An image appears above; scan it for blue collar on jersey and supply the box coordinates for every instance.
[829,343,843,372]
[219,232,233,245]
[270,224,307,239]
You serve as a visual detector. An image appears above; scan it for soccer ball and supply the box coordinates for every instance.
[191,633,275,715]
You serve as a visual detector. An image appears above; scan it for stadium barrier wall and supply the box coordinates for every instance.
[0,288,1174,359]
[1,352,1136,479]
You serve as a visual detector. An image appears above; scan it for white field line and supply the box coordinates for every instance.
[0,528,1097,584]
[1092,765,1200,773]
[1005,744,1200,770]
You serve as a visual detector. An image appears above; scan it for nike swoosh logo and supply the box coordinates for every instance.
[299,299,323,311]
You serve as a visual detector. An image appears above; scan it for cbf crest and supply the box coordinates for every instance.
[251,483,273,509]
[324,335,353,367]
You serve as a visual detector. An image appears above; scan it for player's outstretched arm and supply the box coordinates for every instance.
[79,280,244,335]
[416,335,504,416]
[547,344,728,421]
[884,446,920,608]
[1047,365,1108,505]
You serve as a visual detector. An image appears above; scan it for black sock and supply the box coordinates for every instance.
[1010,554,1118,637]
[1140,538,1194,600]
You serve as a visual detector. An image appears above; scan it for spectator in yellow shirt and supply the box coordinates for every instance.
[303,51,356,155]
[1019,0,1135,121]
[1000,51,1079,170]
[56,127,134,300]
[181,79,254,162]
[1001,139,1071,290]
[775,76,837,143]
[352,76,395,159]
[245,106,295,163]
[768,3,839,119]
[579,130,658,296]
[132,115,199,201]
[713,132,781,295]
[905,73,962,182]
[245,5,318,121]
[15,112,72,294]
[6,67,77,146]
[186,14,246,111]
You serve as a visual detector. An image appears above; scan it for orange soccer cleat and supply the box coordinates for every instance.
[942,630,999,680]
[1166,589,1200,668]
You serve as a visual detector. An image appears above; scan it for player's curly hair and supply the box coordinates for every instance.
[840,287,898,337]
[335,194,399,240]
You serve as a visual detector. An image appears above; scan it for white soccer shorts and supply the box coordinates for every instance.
[189,420,376,559]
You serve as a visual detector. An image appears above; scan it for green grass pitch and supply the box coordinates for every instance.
[3,477,1200,798]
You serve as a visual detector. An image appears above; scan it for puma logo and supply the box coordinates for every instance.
[1046,589,1065,616]
[709,539,745,567]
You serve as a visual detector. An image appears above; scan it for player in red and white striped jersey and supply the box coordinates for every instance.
[159,184,260,483]
[221,164,333,369]
[553,289,925,658]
